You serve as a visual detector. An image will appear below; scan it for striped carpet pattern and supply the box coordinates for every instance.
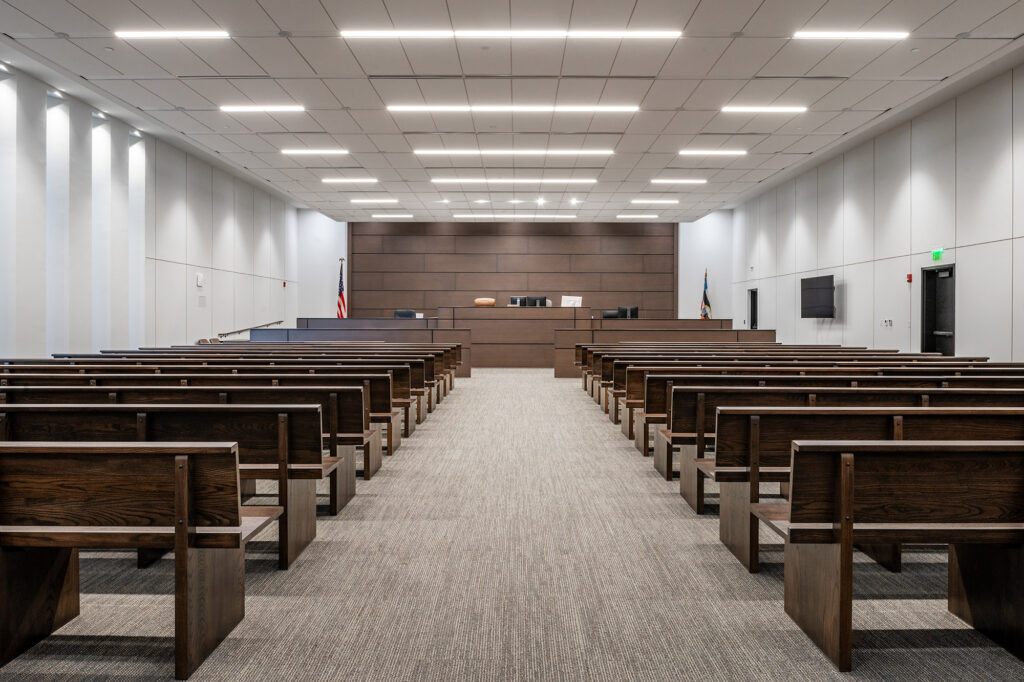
[5,368,1023,680]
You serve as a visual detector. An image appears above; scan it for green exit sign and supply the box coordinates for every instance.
[931,248,944,261]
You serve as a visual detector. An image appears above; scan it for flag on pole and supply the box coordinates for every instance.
[336,259,347,319]
[700,269,712,319]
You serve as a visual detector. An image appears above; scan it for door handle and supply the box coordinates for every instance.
[932,331,953,337]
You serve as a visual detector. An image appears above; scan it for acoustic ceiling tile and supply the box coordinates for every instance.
[403,42,464,76]
[123,42,218,76]
[801,0,891,30]
[323,79,384,108]
[901,38,1010,79]
[658,38,731,78]
[254,0,338,32]
[685,0,764,34]
[971,1,1024,37]
[757,41,835,77]
[18,38,122,77]
[233,38,315,77]
[193,0,279,32]
[913,0,1016,38]
[810,79,888,109]
[853,79,937,109]
[743,0,828,35]
[93,79,173,109]
[641,80,700,109]
[290,39,366,78]
[188,110,253,134]
[609,41,676,77]
[456,42,513,75]
[561,43,620,77]
[187,41,265,76]
[347,42,414,76]
[808,41,898,77]
[6,0,106,33]
[854,38,953,79]
[308,109,367,133]
[707,38,788,79]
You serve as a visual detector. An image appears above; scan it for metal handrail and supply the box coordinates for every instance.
[217,320,284,339]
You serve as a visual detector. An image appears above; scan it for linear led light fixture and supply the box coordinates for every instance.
[679,149,746,156]
[452,214,577,219]
[432,178,596,185]
[220,104,305,112]
[115,30,230,39]
[351,198,398,204]
[342,30,680,40]
[722,105,806,113]
[631,199,678,204]
[617,214,658,219]
[281,148,349,155]
[793,31,909,40]
[372,213,413,218]
[415,148,614,156]
[650,178,707,184]
[322,177,377,184]
[389,105,637,113]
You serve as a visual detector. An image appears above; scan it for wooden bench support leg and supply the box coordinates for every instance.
[653,432,677,481]
[784,540,853,671]
[175,546,244,680]
[634,414,646,454]
[779,481,791,499]
[389,413,402,454]
[0,547,80,667]
[680,453,705,513]
[621,406,633,439]
[948,543,1024,660]
[361,430,382,480]
[416,395,425,424]
[336,445,356,510]
[403,405,413,437]
[856,543,901,573]
[138,547,171,568]
[279,478,316,570]
[611,396,620,424]
[719,481,759,572]
[239,479,257,501]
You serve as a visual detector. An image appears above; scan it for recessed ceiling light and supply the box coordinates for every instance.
[679,149,746,156]
[617,214,658,219]
[436,199,450,203]
[536,198,546,206]
[793,31,909,40]
[414,148,614,156]
[130,129,143,138]
[351,198,398,204]
[281,148,348,155]
[389,105,637,113]
[93,112,107,119]
[115,30,230,39]
[650,178,707,184]
[721,105,806,113]
[341,30,680,40]
[473,199,490,204]
[570,198,580,205]
[220,104,305,112]
[452,214,577,219]
[322,177,378,184]
[47,89,64,99]
[371,213,413,218]
[432,178,596,185]
[631,199,678,204]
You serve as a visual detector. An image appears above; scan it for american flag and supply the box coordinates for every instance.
[700,269,712,319]
[336,260,347,318]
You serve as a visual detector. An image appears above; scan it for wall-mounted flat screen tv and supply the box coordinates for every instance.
[800,275,835,318]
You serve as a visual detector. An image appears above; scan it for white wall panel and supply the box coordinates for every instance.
[234,273,255,331]
[911,100,956,253]
[67,99,93,352]
[842,142,873,265]
[154,140,186,262]
[0,79,16,356]
[253,190,271,278]
[154,259,186,346]
[775,274,796,343]
[956,241,1012,360]
[841,262,874,347]
[15,75,47,356]
[234,181,254,275]
[873,257,912,351]
[775,180,796,276]
[1015,68,1024,238]
[1014,239,1024,360]
[757,191,777,278]
[956,73,1013,247]
[185,154,212,268]
[210,268,235,337]
[816,158,844,269]
[794,170,817,272]
[270,197,285,279]
[108,120,131,348]
[297,210,347,318]
[185,265,213,343]
[873,123,911,260]
[210,166,235,271]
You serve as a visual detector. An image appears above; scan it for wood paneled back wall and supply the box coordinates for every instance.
[349,222,677,318]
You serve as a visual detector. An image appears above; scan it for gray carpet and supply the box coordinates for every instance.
[5,368,1024,680]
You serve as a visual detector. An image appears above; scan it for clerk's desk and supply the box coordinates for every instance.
[436,306,591,367]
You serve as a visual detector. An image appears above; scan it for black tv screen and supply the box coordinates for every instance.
[801,275,835,318]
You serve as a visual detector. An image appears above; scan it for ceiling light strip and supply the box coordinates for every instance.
[282,148,349,155]
[322,178,378,183]
[372,213,413,218]
[221,104,305,112]
[432,178,596,185]
[793,31,909,40]
[679,149,746,156]
[650,178,707,184]
[617,214,658,219]
[721,105,806,113]
[351,199,398,204]
[631,199,678,204]
[115,30,229,39]
[341,30,680,40]
[389,105,637,113]
[415,149,614,156]
[451,214,577,219]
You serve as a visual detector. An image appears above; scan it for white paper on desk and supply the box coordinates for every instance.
[415,313,424,318]
[561,295,582,307]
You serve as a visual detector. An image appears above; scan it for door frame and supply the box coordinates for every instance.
[920,263,955,355]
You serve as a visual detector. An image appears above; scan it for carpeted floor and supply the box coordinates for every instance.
[5,368,1024,680]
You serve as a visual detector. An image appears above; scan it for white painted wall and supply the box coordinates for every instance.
[678,210,732,320]
[0,68,301,357]
[297,210,348,319]
[726,66,1024,361]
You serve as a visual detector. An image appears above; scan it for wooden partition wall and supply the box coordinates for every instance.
[349,222,677,318]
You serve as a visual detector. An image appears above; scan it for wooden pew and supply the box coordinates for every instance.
[0,404,336,569]
[0,441,281,679]
[756,440,1024,671]
[653,384,1024,490]
[0,383,376,510]
[711,406,1024,573]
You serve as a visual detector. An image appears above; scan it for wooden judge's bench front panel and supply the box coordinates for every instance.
[348,221,678,319]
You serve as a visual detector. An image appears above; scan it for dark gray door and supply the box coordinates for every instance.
[748,289,758,330]
[921,265,954,356]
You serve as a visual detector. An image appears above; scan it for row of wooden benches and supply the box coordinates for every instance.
[0,341,462,679]
[575,342,1024,672]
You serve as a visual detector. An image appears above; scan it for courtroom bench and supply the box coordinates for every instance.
[754,440,1024,671]
[0,441,280,679]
